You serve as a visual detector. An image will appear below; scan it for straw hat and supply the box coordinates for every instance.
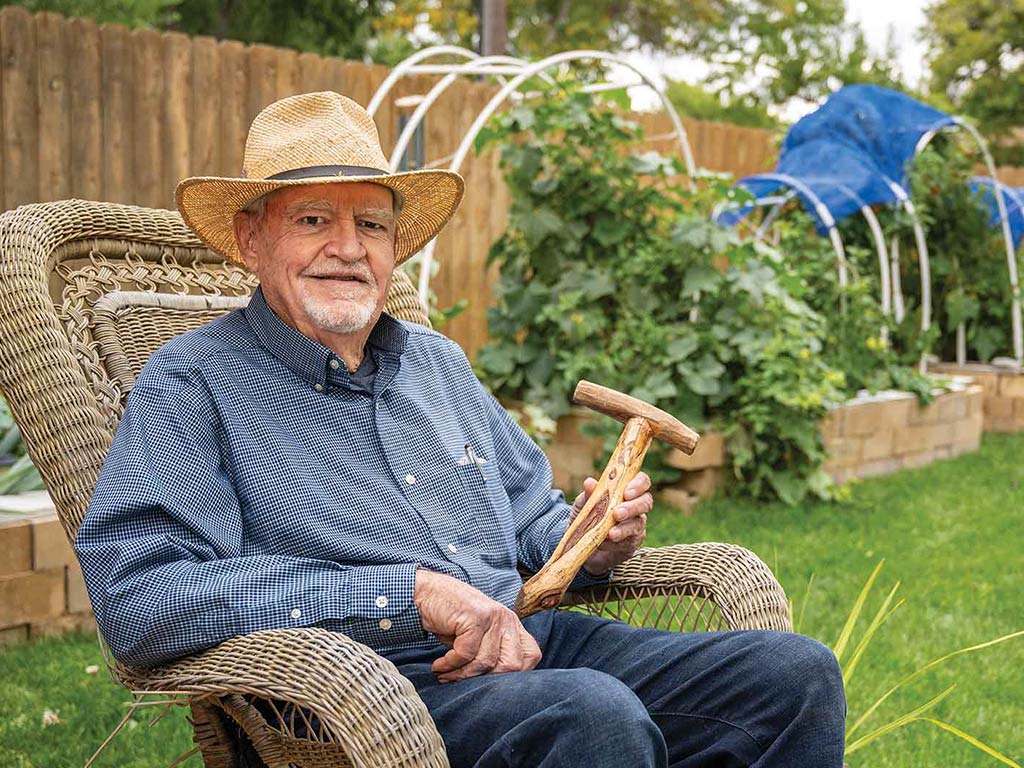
[176,91,465,265]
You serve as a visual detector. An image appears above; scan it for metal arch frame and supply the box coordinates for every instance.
[740,184,892,319]
[388,55,556,173]
[884,179,933,339]
[367,46,482,118]
[914,119,1023,364]
[382,48,700,304]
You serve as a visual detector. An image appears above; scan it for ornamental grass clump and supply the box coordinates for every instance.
[475,86,845,503]
[795,562,1024,765]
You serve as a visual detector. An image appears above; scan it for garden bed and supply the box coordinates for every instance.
[930,362,1024,432]
[0,493,93,646]
[545,379,984,506]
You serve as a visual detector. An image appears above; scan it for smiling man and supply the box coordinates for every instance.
[75,92,845,767]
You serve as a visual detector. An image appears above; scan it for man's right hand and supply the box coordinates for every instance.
[414,568,542,683]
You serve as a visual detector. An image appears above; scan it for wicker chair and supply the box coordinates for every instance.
[0,199,791,768]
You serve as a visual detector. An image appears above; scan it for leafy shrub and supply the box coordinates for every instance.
[475,87,845,504]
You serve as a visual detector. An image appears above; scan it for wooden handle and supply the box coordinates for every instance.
[514,416,654,617]
[573,380,699,454]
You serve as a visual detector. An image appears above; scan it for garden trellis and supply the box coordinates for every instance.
[714,85,1023,368]
[367,47,698,306]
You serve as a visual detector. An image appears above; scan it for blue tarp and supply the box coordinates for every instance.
[717,85,956,231]
[717,139,900,234]
[970,177,1024,249]
[781,85,955,188]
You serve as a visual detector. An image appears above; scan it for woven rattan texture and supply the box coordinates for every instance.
[0,200,791,768]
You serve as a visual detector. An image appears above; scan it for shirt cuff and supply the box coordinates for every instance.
[324,563,428,649]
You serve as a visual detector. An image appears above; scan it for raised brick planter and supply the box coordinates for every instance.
[0,492,94,647]
[931,362,1024,433]
[544,380,985,506]
[820,380,983,484]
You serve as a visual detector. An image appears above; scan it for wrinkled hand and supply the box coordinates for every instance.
[414,569,542,683]
[572,471,654,577]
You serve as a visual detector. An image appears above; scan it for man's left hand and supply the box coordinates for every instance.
[571,471,653,577]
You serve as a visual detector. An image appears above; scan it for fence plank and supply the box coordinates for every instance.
[35,12,70,203]
[190,36,221,177]
[131,28,164,208]
[1,5,39,209]
[162,31,192,208]
[100,23,132,204]
[218,39,248,177]
[273,47,298,101]
[68,17,102,200]
[247,44,279,122]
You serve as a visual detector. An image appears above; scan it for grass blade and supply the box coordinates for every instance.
[842,582,903,687]
[795,572,815,635]
[845,684,956,754]
[847,629,1024,738]
[834,560,885,664]
[916,718,1022,768]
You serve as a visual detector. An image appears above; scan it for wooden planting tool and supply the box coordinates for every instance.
[514,380,700,618]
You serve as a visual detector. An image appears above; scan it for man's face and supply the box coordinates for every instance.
[234,182,396,340]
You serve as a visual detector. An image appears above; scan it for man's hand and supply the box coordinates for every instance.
[572,471,654,577]
[414,569,542,683]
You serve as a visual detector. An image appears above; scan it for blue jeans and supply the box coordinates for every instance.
[237,610,845,767]
[384,610,846,767]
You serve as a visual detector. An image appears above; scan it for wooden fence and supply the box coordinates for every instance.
[1,5,1020,358]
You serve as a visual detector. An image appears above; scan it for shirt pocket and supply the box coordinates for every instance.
[451,453,515,556]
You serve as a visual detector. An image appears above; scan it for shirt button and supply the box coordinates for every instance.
[379,618,392,631]
[375,595,389,609]
[329,359,340,370]
[447,543,458,554]
[405,474,416,485]
[313,383,324,392]
[290,608,301,619]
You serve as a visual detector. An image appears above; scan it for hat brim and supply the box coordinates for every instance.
[175,168,465,266]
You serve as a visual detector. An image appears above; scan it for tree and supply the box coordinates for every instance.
[922,0,1024,151]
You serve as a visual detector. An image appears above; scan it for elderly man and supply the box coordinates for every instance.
[76,92,845,767]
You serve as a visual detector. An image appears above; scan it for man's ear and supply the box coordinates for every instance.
[232,211,259,272]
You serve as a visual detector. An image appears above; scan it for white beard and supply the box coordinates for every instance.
[299,276,379,334]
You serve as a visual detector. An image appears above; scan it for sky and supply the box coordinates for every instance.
[615,0,931,116]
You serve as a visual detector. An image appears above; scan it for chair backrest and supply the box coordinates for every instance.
[0,199,431,542]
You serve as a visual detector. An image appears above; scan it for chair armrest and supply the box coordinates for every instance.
[561,542,792,632]
[113,627,449,768]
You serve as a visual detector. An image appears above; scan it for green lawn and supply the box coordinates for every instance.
[1,433,1022,767]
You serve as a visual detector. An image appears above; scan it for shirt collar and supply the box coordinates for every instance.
[243,287,408,390]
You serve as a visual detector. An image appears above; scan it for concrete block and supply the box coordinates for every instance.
[998,374,1024,398]
[30,613,97,638]
[658,487,698,516]
[908,399,941,426]
[860,429,895,462]
[0,624,29,647]
[937,393,968,422]
[66,562,92,615]
[984,396,1015,421]
[929,421,956,449]
[893,425,930,455]
[679,468,726,498]
[0,520,32,575]
[843,402,885,437]
[853,457,904,479]
[665,431,726,471]
[0,569,65,626]
[32,518,75,570]
[903,450,936,470]
[825,437,861,468]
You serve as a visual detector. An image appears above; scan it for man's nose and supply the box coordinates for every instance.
[323,218,366,260]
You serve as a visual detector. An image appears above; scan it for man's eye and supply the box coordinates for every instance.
[300,215,326,226]
[358,219,386,231]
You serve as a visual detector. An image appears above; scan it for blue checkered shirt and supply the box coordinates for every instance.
[76,288,597,667]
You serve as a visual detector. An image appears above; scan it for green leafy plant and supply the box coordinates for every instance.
[794,562,1024,765]
[474,85,846,503]
[0,396,44,495]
